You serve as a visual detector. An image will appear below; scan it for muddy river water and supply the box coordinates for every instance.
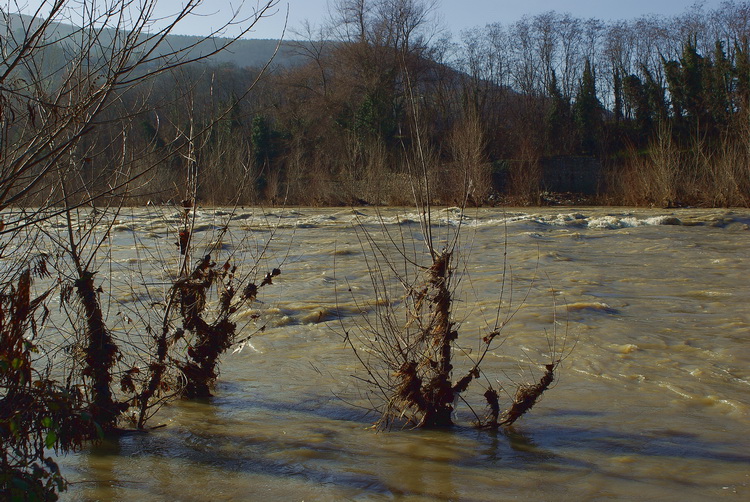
[42,206,749,500]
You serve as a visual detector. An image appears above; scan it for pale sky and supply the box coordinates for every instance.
[21,0,728,40]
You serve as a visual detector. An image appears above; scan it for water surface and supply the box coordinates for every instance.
[37,206,750,500]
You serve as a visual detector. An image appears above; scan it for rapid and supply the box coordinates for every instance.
[33,206,750,500]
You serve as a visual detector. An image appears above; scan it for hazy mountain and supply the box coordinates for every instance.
[0,13,309,69]
[144,34,309,68]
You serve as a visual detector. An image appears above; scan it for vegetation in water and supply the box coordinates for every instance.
[12,0,750,498]
[1,1,281,499]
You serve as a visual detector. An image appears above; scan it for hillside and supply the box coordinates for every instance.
[145,34,309,68]
[0,13,308,69]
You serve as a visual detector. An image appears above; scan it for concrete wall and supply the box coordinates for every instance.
[491,156,604,195]
[541,156,603,194]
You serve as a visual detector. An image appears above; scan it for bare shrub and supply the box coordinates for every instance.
[0,268,97,499]
[341,203,570,429]
[444,109,492,205]
[694,134,750,207]
[340,71,571,429]
[506,156,542,205]
[0,1,281,497]
[615,123,750,207]
[166,202,281,399]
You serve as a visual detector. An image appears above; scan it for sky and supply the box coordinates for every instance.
[20,0,729,40]
[157,0,728,39]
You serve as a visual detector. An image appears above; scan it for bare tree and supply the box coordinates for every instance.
[340,65,572,429]
[1,0,281,497]
[0,0,279,221]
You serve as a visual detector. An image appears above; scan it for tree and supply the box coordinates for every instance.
[573,58,603,154]
[545,70,573,154]
[0,1,280,498]
[735,36,750,114]
[706,40,733,129]
[328,0,438,140]
[663,37,711,136]
[623,73,653,142]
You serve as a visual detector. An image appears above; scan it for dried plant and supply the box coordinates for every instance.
[166,201,282,400]
[0,267,98,499]
[0,1,282,497]
[340,66,573,430]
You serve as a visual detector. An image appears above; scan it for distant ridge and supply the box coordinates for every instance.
[148,33,309,68]
[1,12,309,69]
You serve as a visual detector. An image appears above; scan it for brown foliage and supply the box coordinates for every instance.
[1,269,98,499]
[499,363,556,426]
[385,251,458,428]
[74,270,127,431]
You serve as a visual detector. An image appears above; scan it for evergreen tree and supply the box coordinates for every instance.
[663,58,686,120]
[613,67,623,123]
[573,59,603,155]
[706,40,732,128]
[679,38,706,121]
[251,115,273,193]
[251,115,272,168]
[354,88,399,144]
[663,37,710,135]
[735,37,750,113]
[622,73,652,143]
[545,70,572,155]
[641,64,668,125]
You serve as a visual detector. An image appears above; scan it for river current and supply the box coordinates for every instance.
[32,206,750,500]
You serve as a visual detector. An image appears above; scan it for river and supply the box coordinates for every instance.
[38,206,749,500]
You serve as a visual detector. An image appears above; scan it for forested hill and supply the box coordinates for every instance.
[4,2,750,208]
[140,34,308,68]
[1,13,308,68]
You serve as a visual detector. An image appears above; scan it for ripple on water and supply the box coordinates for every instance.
[566,302,619,315]
[36,206,750,501]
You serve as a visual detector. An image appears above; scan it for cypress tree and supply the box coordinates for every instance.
[641,64,668,126]
[573,59,603,155]
[622,73,652,143]
[545,70,572,155]
[735,37,750,113]
[251,115,272,193]
[664,37,711,136]
[613,67,624,123]
[680,38,706,122]
[705,41,733,134]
